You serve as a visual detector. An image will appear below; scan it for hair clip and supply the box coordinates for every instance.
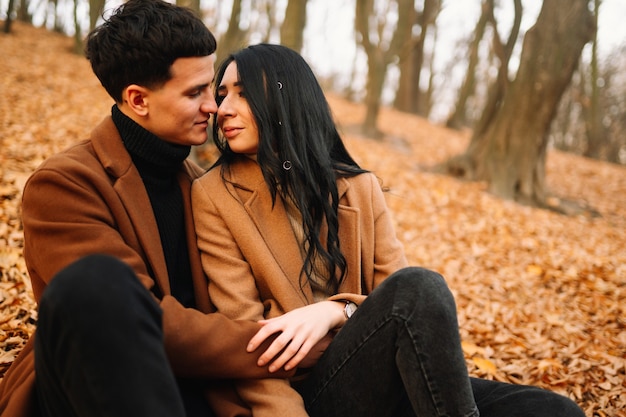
[277,81,283,90]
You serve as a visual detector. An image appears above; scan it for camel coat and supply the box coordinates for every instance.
[0,118,291,417]
[191,156,408,416]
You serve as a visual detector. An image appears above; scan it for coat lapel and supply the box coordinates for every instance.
[336,177,362,294]
[179,161,213,313]
[228,158,312,304]
[226,158,365,301]
[90,117,171,296]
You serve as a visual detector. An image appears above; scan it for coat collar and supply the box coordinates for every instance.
[226,156,352,198]
[223,157,357,302]
[88,117,187,299]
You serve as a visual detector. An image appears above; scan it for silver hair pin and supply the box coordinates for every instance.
[277,81,283,90]
[282,160,292,171]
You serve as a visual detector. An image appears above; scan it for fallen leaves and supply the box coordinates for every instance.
[1,21,625,416]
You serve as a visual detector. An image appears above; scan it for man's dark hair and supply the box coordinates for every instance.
[85,0,217,102]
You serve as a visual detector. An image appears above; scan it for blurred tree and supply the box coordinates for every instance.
[584,0,605,160]
[3,0,16,33]
[17,0,31,23]
[601,46,626,164]
[89,0,106,32]
[214,0,282,65]
[444,0,595,209]
[393,0,440,117]
[42,0,64,33]
[72,0,82,54]
[216,0,247,69]
[552,43,626,165]
[445,0,490,129]
[177,0,200,13]
[356,0,415,138]
[471,0,522,140]
[280,0,307,53]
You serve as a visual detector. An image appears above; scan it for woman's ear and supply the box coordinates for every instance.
[122,84,150,117]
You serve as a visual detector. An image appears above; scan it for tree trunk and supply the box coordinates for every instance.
[280,0,307,53]
[3,0,16,33]
[216,0,247,67]
[362,53,386,138]
[446,0,594,207]
[446,0,489,129]
[394,0,440,116]
[89,0,106,32]
[472,0,522,138]
[355,0,414,138]
[177,0,200,13]
[72,0,82,54]
[17,0,30,23]
[584,0,604,159]
[52,0,63,33]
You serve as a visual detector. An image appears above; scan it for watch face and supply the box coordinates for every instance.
[345,302,357,318]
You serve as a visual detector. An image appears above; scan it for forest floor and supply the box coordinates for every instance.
[1,22,625,416]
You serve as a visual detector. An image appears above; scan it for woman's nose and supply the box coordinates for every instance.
[217,96,234,117]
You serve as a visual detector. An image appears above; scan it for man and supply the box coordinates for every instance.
[0,1,293,416]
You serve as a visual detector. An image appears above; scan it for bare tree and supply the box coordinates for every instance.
[72,0,82,54]
[444,0,595,209]
[393,0,440,116]
[471,0,522,139]
[17,0,31,22]
[216,0,247,68]
[280,0,307,52]
[43,0,64,33]
[583,0,605,159]
[89,0,106,32]
[553,43,626,166]
[177,0,200,13]
[355,0,415,138]
[445,0,490,129]
[3,0,16,33]
[601,45,626,164]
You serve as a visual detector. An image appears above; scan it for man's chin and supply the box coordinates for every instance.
[190,137,209,147]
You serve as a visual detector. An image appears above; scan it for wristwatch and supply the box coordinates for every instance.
[343,301,358,319]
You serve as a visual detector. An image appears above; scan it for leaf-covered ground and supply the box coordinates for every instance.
[1,22,624,416]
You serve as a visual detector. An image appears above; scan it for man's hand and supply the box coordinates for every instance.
[246,301,344,372]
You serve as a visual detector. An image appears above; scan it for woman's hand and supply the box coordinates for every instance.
[247,301,345,372]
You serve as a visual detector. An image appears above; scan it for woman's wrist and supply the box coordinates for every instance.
[327,300,348,328]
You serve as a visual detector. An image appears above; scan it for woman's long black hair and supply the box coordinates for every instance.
[211,44,367,295]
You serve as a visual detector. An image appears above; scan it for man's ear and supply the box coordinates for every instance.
[122,84,150,117]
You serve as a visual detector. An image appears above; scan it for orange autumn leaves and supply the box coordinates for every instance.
[1,21,625,417]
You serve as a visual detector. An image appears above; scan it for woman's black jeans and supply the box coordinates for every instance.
[297,267,585,417]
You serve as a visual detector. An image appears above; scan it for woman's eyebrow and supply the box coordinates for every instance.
[217,81,243,92]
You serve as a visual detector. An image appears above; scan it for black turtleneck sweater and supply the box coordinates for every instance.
[112,105,196,309]
[112,107,209,417]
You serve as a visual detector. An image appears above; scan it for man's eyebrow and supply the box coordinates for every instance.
[184,83,209,94]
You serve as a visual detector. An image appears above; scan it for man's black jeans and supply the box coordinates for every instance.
[34,254,209,417]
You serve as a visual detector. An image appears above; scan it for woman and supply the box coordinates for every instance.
[191,44,584,417]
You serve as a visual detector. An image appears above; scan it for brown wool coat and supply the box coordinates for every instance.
[0,117,291,417]
[191,156,409,416]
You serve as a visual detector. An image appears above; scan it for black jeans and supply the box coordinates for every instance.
[297,267,585,417]
[34,254,213,417]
